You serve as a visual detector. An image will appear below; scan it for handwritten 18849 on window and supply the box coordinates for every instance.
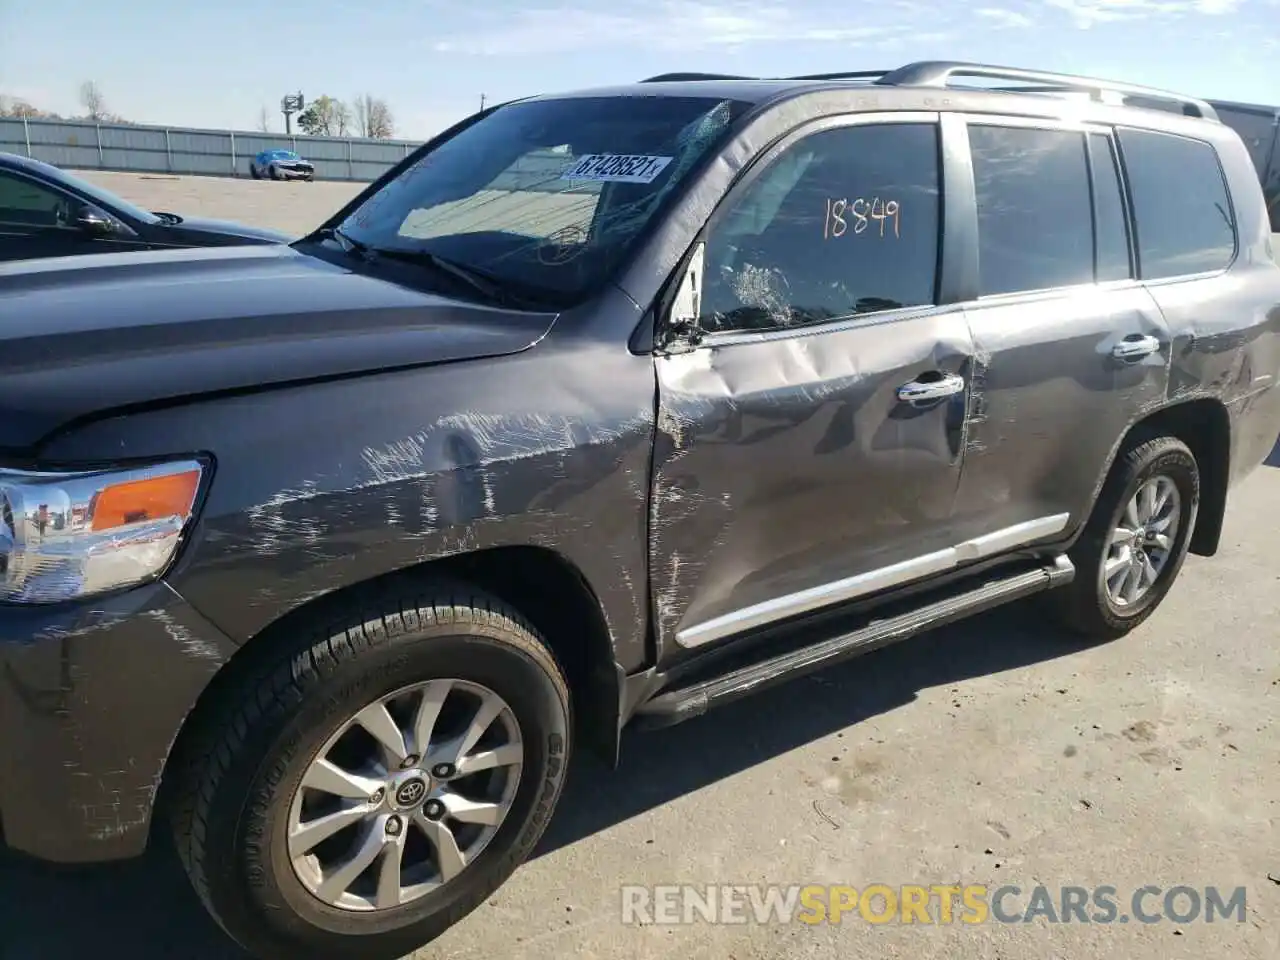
[824,197,901,239]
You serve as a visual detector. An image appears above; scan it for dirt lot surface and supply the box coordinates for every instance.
[77,170,364,236]
[2,172,1277,960]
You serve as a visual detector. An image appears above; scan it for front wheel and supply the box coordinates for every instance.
[169,587,572,960]
[1049,435,1199,640]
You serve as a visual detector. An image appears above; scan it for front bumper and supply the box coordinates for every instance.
[0,582,236,862]
[275,165,314,179]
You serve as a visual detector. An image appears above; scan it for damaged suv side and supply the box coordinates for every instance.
[2,61,1278,960]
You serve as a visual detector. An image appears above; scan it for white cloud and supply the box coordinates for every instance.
[433,2,908,55]
[976,7,1036,26]
[1044,0,1243,28]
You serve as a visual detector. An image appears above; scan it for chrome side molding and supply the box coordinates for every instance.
[675,513,1071,648]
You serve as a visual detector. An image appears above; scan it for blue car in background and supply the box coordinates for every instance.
[249,149,315,181]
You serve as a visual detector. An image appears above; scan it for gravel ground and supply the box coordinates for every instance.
[2,173,1277,960]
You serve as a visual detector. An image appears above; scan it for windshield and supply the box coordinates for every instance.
[272,150,300,160]
[334,95,750,306]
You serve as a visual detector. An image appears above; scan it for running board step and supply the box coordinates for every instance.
[632,554,1075,729]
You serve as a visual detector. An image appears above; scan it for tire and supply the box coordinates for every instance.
[250,165,261,180]
[269,164,281,181]
[1048,435,1200,641]
[169,586,572,960]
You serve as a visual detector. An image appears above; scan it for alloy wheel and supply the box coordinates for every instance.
[285,679,523,912]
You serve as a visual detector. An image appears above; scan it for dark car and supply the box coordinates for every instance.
[250,148,316,181]
[1207,98,1280,233]
[2,61,1279,960]
[0,152,291,261]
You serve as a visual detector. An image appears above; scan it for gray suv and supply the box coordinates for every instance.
[1,60,1278,960]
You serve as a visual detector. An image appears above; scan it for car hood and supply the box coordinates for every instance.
[0,244,558,451]
[164,215,293,243]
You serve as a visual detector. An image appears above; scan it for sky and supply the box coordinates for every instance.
[1,0,1277,140]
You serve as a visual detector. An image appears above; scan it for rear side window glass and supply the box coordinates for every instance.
[969,125,1094,295]
[1089,133,1132,282]
[1117,128,1236,279]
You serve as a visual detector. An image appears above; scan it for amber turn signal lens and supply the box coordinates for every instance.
[90,469,201,531]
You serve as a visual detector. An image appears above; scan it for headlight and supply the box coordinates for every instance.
[0,459,204,604]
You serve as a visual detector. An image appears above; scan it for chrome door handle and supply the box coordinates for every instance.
[1112,334,1161,361]
[897,372,966,403]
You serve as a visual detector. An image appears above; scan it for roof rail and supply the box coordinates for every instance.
[876,60,1218,121]
[785,70,890,82]
[640,72,755,83]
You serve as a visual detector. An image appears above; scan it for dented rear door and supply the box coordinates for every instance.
[950,119,1171,543]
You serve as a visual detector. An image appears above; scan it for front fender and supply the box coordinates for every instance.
[36,337,658,674]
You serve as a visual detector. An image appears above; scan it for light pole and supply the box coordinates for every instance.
[281,91,305,136]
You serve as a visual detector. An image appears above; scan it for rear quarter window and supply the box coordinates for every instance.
[1118,128,1237,280]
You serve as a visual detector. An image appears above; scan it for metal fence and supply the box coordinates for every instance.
[0,117,421,182]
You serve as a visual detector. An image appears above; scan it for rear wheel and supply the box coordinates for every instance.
[169,586,572,960]
[1049,435,1199,640]
[250,165,261,180]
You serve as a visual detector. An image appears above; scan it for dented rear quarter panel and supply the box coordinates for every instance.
[1150,125,1280,487]
[34,288,658,673]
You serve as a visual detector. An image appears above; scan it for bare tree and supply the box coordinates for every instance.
[256,105,271,133]
[352,94,395,139]
[79,80,108,121]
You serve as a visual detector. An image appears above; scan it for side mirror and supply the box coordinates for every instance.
[74,203,116,237]
[662,241,706,349]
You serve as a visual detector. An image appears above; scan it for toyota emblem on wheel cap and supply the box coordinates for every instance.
[394,778,427,807]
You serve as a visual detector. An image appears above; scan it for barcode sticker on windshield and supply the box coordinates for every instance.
[561,154,674,184]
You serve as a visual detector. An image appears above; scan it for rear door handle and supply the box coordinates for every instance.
[897,372,966,404]
[1112,334,1161,361]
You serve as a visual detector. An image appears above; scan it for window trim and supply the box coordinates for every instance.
[958,112,1128,303]
[685,110,948,345]
[1112,125,1240,284]
[1085,130,1137,283]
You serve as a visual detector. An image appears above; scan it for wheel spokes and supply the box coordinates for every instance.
[316,822,386,903]
[416,812,466,882]
[290,678,524,912]
[290,803,372,858]
[355,702,409,767]
[411,680,452,756]
[456,741,523,776]
[1105,546,1132,583]
[302,759,382,800]
[375,837,406,909]
[443,793,504,826]
[434,691,505,767]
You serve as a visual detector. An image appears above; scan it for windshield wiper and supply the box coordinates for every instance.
[311,228,554,309]
[369,248,555,309]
